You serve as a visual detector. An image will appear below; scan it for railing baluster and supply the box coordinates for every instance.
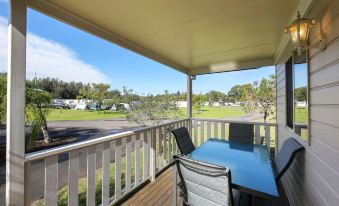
[255,124,261,144]
[68,150,79,206]
[265,125,271,154]
[24,161,32,206]
[168,125,172,161]
[147,132,152,175]
[175,123,178,154]
[163,126,168,164]
[45,155,58,206]
[135,134,141,185]
[143,131,148,179]
[207,120,211,138]
[221,122,226,140]
[87,146,96,206]
[101,143,110,206]
[150,129,156,181]
[193,119,198,146]
[214,121,218,138]
[115,139,122,199]
[157,127,161,169]
[158,127,164,169]
[200,120,204,145]
[126,136,132,192]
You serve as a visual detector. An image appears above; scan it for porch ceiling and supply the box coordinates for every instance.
[28,0,300,74]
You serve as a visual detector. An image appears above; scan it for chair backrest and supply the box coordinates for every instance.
[173,155,234,206]
[273,137,304,182]
[229,123,254,144]
[171,127,195,155]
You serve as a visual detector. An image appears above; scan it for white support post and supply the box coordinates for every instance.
[6,1,27,205]
[187,75,193,118]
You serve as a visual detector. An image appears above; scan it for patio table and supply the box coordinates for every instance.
[172,138,279,205]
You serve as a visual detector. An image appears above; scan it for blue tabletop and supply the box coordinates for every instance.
[188,139,279,199]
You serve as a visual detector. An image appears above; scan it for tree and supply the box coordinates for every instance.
[25,88,52,145]
[294,86,307,101]
[255,75,276,122]
[240,83,257,113]
[91,83,110,105]
[0,73,7,124]
[228,85,245,102]
[78,83,110,112]
[122,86,139,103]
[235,75,276,122]
[125,91,183,127]
[205,90,226,103]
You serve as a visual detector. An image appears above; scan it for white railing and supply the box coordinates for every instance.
[24,118,190,206]
[24,118,276,206]
[190,118,277,155]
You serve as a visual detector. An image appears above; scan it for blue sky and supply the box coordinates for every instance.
[0,1,274,94]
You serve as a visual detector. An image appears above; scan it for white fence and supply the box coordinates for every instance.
[24,118,190,206]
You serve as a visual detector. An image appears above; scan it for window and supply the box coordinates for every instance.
[286,58,293,129]
[285,50,309,141]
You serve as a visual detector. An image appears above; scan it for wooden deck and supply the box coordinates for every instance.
[121,167,290,206]
[122,167,181,206]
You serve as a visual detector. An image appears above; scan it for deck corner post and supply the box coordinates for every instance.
[187,75,193,119]
[6,0,27,205]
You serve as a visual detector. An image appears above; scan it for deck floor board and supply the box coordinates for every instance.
[121,167,289,206]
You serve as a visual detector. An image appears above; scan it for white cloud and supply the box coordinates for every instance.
[0,16,111,84]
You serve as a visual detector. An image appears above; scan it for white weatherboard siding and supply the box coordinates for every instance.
[275,1,339,205]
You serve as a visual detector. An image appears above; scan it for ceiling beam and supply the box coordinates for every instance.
[189,58,274,75]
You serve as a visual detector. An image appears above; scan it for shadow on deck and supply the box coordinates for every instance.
[121,167,290,206]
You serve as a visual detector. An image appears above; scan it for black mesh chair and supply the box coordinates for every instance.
[173,155,234,206]
[229,123,254,144]
[273,137,305,182]
[171,127,195,155]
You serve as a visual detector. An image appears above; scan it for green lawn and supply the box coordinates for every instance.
[192,106,245,119]
[295,107,308,123]
[47,109,126,121]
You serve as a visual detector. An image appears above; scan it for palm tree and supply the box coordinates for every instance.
[26,88,52,145]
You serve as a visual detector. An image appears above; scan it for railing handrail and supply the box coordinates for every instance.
[25,118,189,162]
[191,117,276,126]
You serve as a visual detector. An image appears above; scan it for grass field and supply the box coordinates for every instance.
[192,106,246,119]
[295,107,308,123]
[47,106,247,121]
[47,109,126,121]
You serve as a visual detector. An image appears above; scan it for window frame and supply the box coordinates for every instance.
[285,51,310,144]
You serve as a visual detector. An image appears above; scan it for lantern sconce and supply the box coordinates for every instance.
[284,11,326,55]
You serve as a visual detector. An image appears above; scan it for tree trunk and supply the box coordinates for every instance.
[41,124,51,143]
[264,109,268,123]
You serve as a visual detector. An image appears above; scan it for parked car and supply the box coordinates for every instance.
[75,103,87,110]
[51,102,70,109]
[110,104,117,111]
[116,103,130,111]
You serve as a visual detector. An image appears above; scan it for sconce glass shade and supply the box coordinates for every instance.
[285,12,315,55]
